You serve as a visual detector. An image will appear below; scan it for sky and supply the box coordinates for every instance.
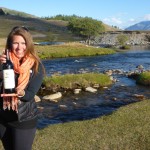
[0,0,150,29]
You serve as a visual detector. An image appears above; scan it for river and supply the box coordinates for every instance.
[37,46,150,128]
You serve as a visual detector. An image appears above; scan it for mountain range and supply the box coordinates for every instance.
[125,21,150,31]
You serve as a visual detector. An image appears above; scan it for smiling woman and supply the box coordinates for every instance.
[0,26,45,150]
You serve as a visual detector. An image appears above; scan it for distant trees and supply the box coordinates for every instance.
[117,34,128,45]
[43,14,81,21]
[67,17,105,45]
[43,15,105,45]
[117,34,129,49]
[111,25,120,29]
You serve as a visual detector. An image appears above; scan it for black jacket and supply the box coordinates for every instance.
[0,63,44,123]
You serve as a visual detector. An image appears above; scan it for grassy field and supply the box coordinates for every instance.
[35,42,115,59]
[33,99,150,150]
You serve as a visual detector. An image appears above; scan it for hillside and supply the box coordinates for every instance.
[0,7,37,18]
[0,15,75,42]
[0,7,119,42]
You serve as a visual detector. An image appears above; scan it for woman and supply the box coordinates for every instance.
[0,26,45,150]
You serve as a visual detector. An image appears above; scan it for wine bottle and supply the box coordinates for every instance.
[2,49,15,93]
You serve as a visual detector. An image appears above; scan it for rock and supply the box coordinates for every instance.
[93,84,99,88]
[133,94,145,100]
[85,87,97,93]
[104,70,113,76]
[42,92,62,101]
[103,86,108,89]
[112,97,117,101]
[74,89,82,94]
[92,31,150,46]
[59,105,68,111]
[72,102,81,108]
[35,95,41,102]
[136,65,144,69]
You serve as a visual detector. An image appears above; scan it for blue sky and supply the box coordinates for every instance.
[0,0,150,29]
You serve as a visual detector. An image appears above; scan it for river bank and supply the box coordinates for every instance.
[92,31,150,47]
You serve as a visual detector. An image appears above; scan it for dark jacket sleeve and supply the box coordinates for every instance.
[20,63,44,102]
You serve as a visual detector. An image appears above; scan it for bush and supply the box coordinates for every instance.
[136,72,150,86]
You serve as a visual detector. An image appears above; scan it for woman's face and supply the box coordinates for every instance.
[11,35,26,60]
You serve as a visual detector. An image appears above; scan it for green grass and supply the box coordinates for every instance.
[36,43,115,59]
[136,71,150,86]
[42,73,112,92]
[32,99,150,150]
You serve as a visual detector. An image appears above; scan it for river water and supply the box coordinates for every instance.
[37,46,150,128]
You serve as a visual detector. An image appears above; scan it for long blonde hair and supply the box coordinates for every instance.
[5,26,45,74]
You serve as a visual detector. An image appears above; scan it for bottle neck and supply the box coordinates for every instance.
[5,49,10,61]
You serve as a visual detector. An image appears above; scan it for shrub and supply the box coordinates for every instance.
[136,72,150,86]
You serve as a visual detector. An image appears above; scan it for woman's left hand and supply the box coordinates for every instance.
[16,88,25,97]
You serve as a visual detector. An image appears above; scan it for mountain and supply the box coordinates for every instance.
[125,21,150,31]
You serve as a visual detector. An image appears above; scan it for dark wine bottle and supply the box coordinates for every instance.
[2,49,15,93]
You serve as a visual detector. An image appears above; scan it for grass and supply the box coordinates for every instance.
[136,71,150,86]
[0,99,150,149]
[42,73,112,93]
[30,99,150,150]
[35,42,115,59]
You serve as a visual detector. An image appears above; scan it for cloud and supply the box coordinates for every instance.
[143,14,150,20]
[102,13,150,29]
[103,17,122,24]
[126,18,138,25]
[129,18,135,22]
[125,14,150,27]
[103,17,123,27]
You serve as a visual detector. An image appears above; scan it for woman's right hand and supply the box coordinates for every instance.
[0,52,6,79]
[0,52,6,64]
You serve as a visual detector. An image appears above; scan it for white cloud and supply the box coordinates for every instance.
[102,13,150,29]
[129,18,135,22]
[143,14,150,20]
[103,17,122,25]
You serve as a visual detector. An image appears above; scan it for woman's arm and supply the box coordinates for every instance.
[20,63,44,102]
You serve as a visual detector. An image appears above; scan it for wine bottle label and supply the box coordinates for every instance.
[3,69,15,89]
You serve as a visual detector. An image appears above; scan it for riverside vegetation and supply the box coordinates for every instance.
[136,71,150,86]
[41,73,112,95]
[35,42,115,59]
